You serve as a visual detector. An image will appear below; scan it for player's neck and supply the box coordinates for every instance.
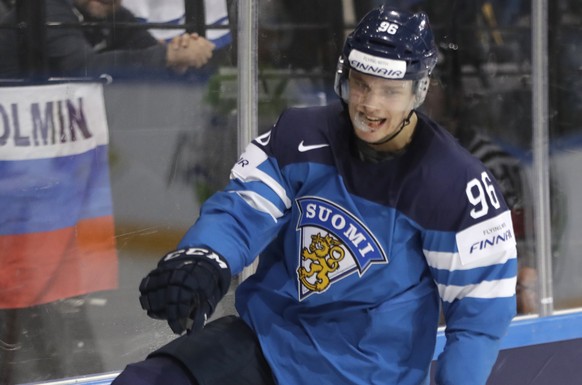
[369,112,417,153]
[354,113,418,163]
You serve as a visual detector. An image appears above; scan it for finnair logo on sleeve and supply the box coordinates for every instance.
[348,49,407,79]
[456,210,516,266]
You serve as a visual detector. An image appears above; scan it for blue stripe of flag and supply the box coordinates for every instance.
[0,145,112,235]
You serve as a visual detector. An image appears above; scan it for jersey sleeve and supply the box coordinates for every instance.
[178,117,294,274]
[422,168,518,385]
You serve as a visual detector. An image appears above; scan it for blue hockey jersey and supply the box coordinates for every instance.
[180,101,517,385]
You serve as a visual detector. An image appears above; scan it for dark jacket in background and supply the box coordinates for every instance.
[0,0,168,79]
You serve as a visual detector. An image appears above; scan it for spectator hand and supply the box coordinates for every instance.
[139,247,231,334]
[170,33,200,50]
[166,33,216,74]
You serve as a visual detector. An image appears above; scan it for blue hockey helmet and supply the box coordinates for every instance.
[334,6,438,103]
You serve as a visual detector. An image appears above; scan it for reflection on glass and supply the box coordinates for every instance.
[0,0,581,383]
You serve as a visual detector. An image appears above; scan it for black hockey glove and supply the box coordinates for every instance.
[139,247,231,335]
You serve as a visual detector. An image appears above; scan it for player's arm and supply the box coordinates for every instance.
[424,170,517,385]
[178,127,293,274]
[140,116,294,333]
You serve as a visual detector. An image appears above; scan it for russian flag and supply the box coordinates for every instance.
[0,83,118,309]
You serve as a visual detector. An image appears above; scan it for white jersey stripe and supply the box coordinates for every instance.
[234,191,285,222]
[437,277,517,302]
[424,248,516,271]
[230,143,292,209]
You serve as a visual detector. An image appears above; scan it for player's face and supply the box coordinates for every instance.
[347,71,416,144]
[74,0,122,19]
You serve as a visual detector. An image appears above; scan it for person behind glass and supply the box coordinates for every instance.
[113,6,517,385]
[0,0,215,79]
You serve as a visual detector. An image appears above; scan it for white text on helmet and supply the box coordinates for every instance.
[377,21,399,35]
[348,49,406,79]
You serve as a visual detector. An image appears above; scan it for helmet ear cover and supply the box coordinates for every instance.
[413,77,430,108]
[333,56,350,103]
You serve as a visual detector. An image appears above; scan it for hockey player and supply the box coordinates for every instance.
[113,6,517,385]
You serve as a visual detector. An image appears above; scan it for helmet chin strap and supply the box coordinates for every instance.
[366,109,414,146]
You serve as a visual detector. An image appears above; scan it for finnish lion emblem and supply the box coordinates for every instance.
[297,232,345,292]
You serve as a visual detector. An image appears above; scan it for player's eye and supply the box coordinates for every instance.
[351,78,365,89]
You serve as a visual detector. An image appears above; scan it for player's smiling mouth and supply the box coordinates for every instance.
[364,115,385,126]
[354,112,387,133]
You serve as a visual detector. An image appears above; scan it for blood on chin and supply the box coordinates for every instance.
[353,114,377,132]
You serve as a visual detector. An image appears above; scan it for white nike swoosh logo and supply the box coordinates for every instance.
[298,140,330,152]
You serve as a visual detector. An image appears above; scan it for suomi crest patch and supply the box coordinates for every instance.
[296,196,388,300]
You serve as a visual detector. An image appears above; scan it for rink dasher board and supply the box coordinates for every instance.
[22,309,582,385]
[21,372,120,385]
[433,308,582,360]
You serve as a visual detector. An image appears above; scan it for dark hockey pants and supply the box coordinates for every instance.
[111,316,276,385]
